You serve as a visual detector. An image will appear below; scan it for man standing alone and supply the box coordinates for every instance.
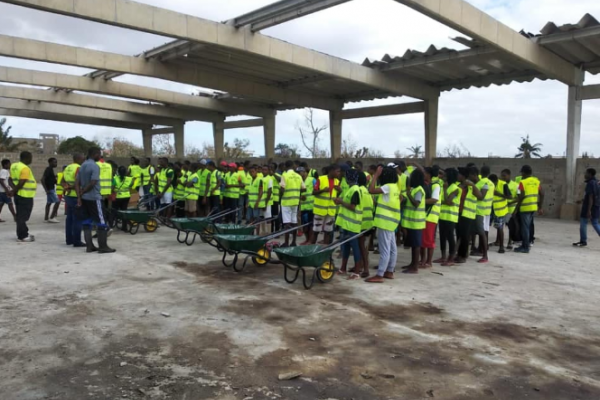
[41,157,60,223]
[10,151,36,242]
[573,168,600,247]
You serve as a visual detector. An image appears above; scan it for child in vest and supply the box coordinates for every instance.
[334,169,364,278]
[401,169,427,274]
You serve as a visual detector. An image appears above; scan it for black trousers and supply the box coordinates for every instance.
[457,216,475,259]
[439,220,457,256]
[114,198,130,231]
[15,195,34,240]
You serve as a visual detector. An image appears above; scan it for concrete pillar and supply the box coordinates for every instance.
[424,97,439,166]
[174,124,185,159]
[213,118,225,160]
[263,115,276,159]
[142,128,153,157]
[329,110,342,160]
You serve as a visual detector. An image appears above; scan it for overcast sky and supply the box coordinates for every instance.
[0,0,599,158]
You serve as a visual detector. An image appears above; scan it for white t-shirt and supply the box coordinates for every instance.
[431,186,441,201]
[279,170,306,189]
[380,184,392,204]
[414,191,423,202]
[0,169,9,193]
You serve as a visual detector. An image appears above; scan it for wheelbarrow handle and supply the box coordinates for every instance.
[262,222,311,240]
[313,230,370,254]
[208,207,239,220]
[248,216,278,226]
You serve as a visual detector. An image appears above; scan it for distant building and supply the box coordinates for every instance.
[12,133,59,154]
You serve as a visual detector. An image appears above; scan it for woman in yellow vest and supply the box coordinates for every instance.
[334,169,364,277]
[113,166,133,232]
[418,165,442,269]
[456,167,483,263]
[9,151,37,242]
[501,169,519,250]
[356,172,374,279]
[365,166,400,283]
[279,160,305,247]
[247,166,265,233]
[299,167,316,245]
[401,169,427,274]
[489,174,510,254]
[309,165,341,245]
[436,168,462,267]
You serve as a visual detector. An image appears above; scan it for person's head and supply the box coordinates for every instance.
[358,171,367,187]
[345,168,359,186]
[20,151,33,165]
[140,158,149,168]
[88,147,102,162]
[481,165,490,178]
[410,168,425,188]
[207,161,216,171]
[445,168,459,185]
[346,161,354,169]
[520,165,532,177]
[190,163,200,173]
[355,161,363,172]
[298,168,307,180]
[367,164,377,175]
[158,157,168,167]
[585,168,597,180]
[108,160,118,174]
[244,160,250,168]
[328,164,341,179]
[48,157,57,168]
[1,159,10,169]
[467,166,479,181]
[228,163,237,172]
[132,157,140,165]
[396,160,406,173]
[293,160,301,168]
[466,162,476,169]
[380,167,399,186]
[489,174,499,185]
[457,167,468,183]
[118,165,127,178]
[430,165,440,179]
[285,160,294,171]
[249,165,257,178]
[300,162,308,170]
[278,162,285,171]
[501,168,511,182]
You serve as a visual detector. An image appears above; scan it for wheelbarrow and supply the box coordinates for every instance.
[116,200,178,235]
[273,230,369,290]
[200,215,270,249]
[171,208,239,245]
[212,222,308,271]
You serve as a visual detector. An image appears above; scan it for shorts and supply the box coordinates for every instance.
[476,215,490,234]
[422,222,437,249]
[281,206,298,224]
[264,205,272,219]
[405,228,423,248]
[493,216,505,229]
[185,200,197,212]
[160,192,173,205]
[46,189,60,204]
[313,214,335,233]
[81,199,108,229]
[0,192,12,205]
[301,210,314,225]
[504,213,513,225]
[247,207,263,220]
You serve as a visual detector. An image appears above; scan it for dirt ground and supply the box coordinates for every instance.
[1,195,600,400]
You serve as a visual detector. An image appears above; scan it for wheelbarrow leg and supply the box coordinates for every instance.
[301,267,317,290]
[177,230,186,244]
[222,251,238,268]
[283,264,300,284]
[185,232,197,246]
[235,254,251,273]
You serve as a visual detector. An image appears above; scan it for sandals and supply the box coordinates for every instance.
[348,273,361,280]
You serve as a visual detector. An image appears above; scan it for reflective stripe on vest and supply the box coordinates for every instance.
[114,176,133,199]
[374,183,401,231]
[440,183,461,223]
[10,162,37,198]
[63,163,79,197]
[476,178,494,216]
[281,171,302,207]
[462,187,477,220]
[520,177,540,212]
[359,186,374,230]
[336,185,363,234]
[313,176,338,216]
[56,172,64,196]
[248,177,266,208]
[426,181,442,224]
[493,180,509,218]
[402,186,426,230]
[301,176,314,211]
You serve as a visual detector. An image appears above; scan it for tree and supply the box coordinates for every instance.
[406,145,423,159]
[515,135,543,159]
[103,137,144,157]
[274,143,301,158]
[224,138,252,159]
[437,143,472,158]
[297,108,328,158]
[57,136,100,155]
[153,134,175,157]
[0,118,20,152]
[340,133,383,158]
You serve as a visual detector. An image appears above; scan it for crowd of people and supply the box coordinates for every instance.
[1,151,599,281]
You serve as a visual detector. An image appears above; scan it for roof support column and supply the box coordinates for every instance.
[329,110,342,160]
[174,124,185,159]
[142,128,153,158]
[565,83,583,206]
[424,97,439,166]
[213,118,225,161]
[264,115,276,159]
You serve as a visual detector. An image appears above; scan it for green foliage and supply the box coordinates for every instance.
[274,143,301,158]
[57,136,100,155]
[515,135,543,159]
[0,118,20,152]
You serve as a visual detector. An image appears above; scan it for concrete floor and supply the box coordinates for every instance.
[1,194,600,400]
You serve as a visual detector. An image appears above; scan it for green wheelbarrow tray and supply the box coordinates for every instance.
[171,217,213,232]
[213,224,257,236]
[213,234,269,253]
[273,245,334,268]
[117,209,153,224]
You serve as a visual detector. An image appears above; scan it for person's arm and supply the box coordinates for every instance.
[256,182,263,208]
[442,183,458,206]
[0,175,11,193]
[334,190,359,211]
[41,168,49,193]
[406,186,420,207]
[369,166,384,195]
[467,181,483,199]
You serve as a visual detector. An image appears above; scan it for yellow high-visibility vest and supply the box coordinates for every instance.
[158,168,174,194]
[10,162,36,198]
[462,186,477,220]
[114,176,133,199]
[520,177,540,213]
[56,172,64,196]
[63,163,80,198]
[440,183,461,223]
[402,186,426,230]
[426,179,442,224]
[374,183,401,231]
[301,176,314,211]
[280,170,302,207]
[335,185,363,234]
[97,162,113,197]
[493,180,509,218]
[313,176,338,217]
[359,186,374,230]
[476,178,494,217]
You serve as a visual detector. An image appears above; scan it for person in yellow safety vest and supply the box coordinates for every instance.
[156,157,175,219]
[455,167,483,263]
[139,157,155,205]
[41,157,61,224]
[298,167,315,244]
[334,168,365,278]
[173,164,188,219]
[0,159,17,223]
[309,164,341,246]
[204,161,222,215]
[9,151,37,242]
[515,165,544,254]
[224,163,244,224]
[239,163,253,223]
[128,157,142,191]
[395,161,409,247]
[435,168,462,266]
[418,165,442,269]
[468,166,494,263]
[501,169,519,250]
[183,163,200,218]
[400,169,427,274]
[365,166,400,283]
[112,166,133,232]
[489,173,510,254]
[196,160,210,217]
[246,165,265,233]
[279,160,306,247]
[261,165,274,220]
[270,163,283,232]
[96,158,113,199]
[356,172,374,278]
[62,154,85,247]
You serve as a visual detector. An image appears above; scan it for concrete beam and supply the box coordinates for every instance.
[0,84,218,122]
[0,35,342,110]
[263,115,276,159]
[424,97,439,166]
[580,84,600,101]
[393,0,582,86]
[0,0,439,100]
[213,118,225,160]
[565,83,583,204]
[329,110,342,159]
[174,124,185,158]
[149,127,176,135]
[0,108,149,130]
[0,97,176,126]
[142,128,153,157]
[0,66,272,117]
[223,118,264,130]
[340,101,425,120]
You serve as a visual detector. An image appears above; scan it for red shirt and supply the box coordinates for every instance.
[314,178,335,196]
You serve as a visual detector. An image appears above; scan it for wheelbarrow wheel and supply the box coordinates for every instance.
[252,247,271,266]
[317,261,335,283]
[114,218,123,231]
[145,218,158,232]
[129,222,140,235]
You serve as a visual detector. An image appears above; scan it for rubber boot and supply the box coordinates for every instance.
[97,229,116,254]
[83,228,98,253]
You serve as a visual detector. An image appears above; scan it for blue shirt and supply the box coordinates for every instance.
[78,159,101,201]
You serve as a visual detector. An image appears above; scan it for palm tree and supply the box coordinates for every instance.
[0,118,20,152]
[515,135,543,159]
[406,145,423,159]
